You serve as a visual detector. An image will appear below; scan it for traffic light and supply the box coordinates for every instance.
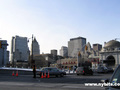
[78,51,81,56]
[85,45,88,51]
[0,41,2,48]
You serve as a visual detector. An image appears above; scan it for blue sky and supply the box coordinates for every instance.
[0,0,120,54]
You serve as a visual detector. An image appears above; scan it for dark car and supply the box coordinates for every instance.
[97,66,114,73]
[101,65,120,90]
[97,66,108,73]
[37,67,66,77]
[76,66,93,75]
[106,67,114,73]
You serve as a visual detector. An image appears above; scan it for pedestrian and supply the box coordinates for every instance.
[33,64,36,78]
[73,66,76,73]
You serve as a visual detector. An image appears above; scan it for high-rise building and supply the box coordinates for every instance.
[10,35,29,63]
[0,40,8,67]
[60,46,68,57]
[31,37,40,55]
[68,37,86,57]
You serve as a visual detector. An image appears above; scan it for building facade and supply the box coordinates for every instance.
[31,37,40,55]
[51,49,57,56]
[50,49,58,63]
[57,58,77,69]
[93,44,102,56]
[68,37,86,57]
[10,36,29,64]
[100,40,120,69]
[33,54,63,68]
[60,46,68,57]
[0,40,8,67]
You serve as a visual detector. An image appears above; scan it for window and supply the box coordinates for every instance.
[51,68,58,72]
[112,48,114,51]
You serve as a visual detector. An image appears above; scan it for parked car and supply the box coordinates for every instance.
[101,65,120,90]
[37,67,66,77]
[97,66,114,73]
[106,67,114,72]
[76,66,93,75]
[97,66,108,73]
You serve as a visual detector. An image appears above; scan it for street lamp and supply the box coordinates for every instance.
[31,34,34,66]
[28,34,34,67]
[59,56,62,69]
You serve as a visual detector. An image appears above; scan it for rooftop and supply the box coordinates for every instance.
[104,40,120,48]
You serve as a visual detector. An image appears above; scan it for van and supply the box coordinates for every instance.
[76,66,93,75]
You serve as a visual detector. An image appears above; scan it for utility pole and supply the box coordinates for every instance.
[31,34,34,67]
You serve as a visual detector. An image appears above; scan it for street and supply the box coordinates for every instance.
[0,71,113,90]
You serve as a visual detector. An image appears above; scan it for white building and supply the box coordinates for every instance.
[0,40,8,67]
[68,37,86,57]
[60,46,68,57]
[31,37,40,55]
[10,36,29,63]
[100,40,120,69]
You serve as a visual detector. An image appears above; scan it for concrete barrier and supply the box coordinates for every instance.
[0,69,33,75]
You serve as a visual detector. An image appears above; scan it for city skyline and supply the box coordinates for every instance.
[0,0,120,54]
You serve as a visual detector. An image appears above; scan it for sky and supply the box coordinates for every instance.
[0,0,120,54]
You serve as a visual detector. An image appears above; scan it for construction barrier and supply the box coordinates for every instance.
[41,72,44,78]
[44,71,46,78]
[16,70,18,76]
[12,71,14,76]
[47,71,50,78]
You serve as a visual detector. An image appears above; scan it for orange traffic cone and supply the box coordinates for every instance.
[44,71,46,78]
[12,71,15,76]
[47,71,50,78]
[41,72,44,78]
[16,70,18,76]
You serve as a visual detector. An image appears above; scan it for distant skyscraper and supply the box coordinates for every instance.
[51,49,57,56]
[68,37,86,57]
[60,46,68,57]
[10,35,29,63]
[0,40,8,67]
[31,37,40,55]
[51,49,57,63]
